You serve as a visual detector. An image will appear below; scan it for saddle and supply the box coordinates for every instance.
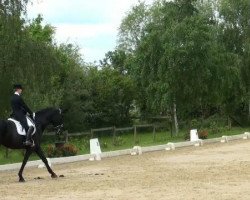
[8,116,36,136]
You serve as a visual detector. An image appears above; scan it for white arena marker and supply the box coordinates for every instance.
[89,138,102,161]
[165,142,175,151]
[243,132,250,140]
[130,146,142,156]
[190,129,199,142]
[194,140,203,147]
[89,156,95,161]
[221,136,228,143]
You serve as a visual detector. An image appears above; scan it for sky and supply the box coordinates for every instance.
[27,0,153,63]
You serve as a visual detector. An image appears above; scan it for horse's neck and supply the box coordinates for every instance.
[36,119,49,132]
[34,121,48,140]
[36,110,51,124]
[36,109,54,132]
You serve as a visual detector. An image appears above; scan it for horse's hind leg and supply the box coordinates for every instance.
[35,146,57,178]
[18,149,32,182]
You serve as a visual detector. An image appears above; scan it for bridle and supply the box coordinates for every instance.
[54,124,63,136]
[54,108,64,137]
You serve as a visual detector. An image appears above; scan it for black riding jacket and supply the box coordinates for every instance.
[11,93,33,118]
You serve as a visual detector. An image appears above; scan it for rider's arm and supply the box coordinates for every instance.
[20,97,33,116]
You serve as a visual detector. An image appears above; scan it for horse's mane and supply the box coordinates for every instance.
[35,107,56,115]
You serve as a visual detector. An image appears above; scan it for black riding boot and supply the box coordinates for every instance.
[23,127,34,146]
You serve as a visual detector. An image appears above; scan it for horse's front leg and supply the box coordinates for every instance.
[18,149,32,182]
[35,146,57,178]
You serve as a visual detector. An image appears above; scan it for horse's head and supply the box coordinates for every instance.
[50,108,64,135]
[35,108,64,135]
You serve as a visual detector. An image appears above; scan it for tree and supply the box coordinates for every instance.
[0,1,66,117]
[118,1,151,53]
[150,0,205,133]
[118,0,240,133]
[55,43,91,131]
[0,0,28,117]
[100,49,128,75]
[87,66,136,128]
[26,14,55,44]
[219,0,250,121]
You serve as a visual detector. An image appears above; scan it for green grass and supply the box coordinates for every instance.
[0,126,249,165]
[206,127,249,138]
[0,147,39,165]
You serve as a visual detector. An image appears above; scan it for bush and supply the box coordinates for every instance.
[209,121,226,134]
[46,143,78,158]
[198,130,208,139]
[184,132,190,141]
[190,119,200,129]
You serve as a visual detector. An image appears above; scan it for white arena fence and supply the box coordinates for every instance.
[0,132,249,171]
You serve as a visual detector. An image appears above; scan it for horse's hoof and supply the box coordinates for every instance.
[51,174,58,179]
[19,178,25,182]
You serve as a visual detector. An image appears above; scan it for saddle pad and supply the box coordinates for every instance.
[8,116,36,136]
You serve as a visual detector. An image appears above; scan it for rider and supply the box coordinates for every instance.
[11,84,34,146]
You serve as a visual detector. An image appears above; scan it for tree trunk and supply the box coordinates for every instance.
[173,103,179,135]
[227,115,232,130]
[248,99,250,120]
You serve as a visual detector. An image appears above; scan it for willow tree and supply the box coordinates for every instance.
[118,0,237,133]
[118,1,151,53]
[219,0,250,121]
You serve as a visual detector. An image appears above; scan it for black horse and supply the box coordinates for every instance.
[0,107,63,182]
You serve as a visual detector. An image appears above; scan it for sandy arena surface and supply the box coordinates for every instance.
[1,140,250,200]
